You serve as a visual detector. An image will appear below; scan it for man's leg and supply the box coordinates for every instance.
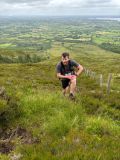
[61,79,70,96]
[69,78,76,96]
[63,86,69,96]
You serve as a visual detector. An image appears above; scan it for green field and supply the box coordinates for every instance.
[0,17,120,160]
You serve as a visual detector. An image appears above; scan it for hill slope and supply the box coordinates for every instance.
[0,43,120,160]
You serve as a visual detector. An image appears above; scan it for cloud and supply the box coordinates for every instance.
[48,0,120,8]
[0,0,49,4]
[0,0,120,15]
[1,0,120,7]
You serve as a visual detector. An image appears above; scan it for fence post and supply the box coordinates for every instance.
[107,73,112,95]
[90,71,94,79]
[92,72,96,79]
[91,71,95,79]
[84,67,87,76]
[86,69,89,76]
[100,74,103,87]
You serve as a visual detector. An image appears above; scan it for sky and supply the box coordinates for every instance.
[0,0,120,16]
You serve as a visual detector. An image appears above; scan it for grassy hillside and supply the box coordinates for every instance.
[0,43,120,160]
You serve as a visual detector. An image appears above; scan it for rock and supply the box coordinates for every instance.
[10,153,23,160]
[0,86,5,96]
[0,86,10,101]
[0,142,14,154]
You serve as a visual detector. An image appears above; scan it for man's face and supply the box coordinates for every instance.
[61,56,69,65]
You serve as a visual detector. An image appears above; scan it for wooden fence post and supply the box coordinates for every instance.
[90,71,93,79]
[84,67,87,76]
[92,72,96,79]
[100,74,103,87]
[86,69,89,76]
[107,73,112,94]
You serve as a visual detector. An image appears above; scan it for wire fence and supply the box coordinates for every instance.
[84,67,113,95]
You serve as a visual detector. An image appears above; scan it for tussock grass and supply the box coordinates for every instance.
[86,116,120,136]
[19,90,85,137]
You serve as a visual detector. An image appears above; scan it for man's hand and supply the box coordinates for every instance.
[57,73,76,80]
[57,73,66,79]
[65,75,76,80]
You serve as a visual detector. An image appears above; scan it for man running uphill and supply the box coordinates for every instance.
[56,52,83,100]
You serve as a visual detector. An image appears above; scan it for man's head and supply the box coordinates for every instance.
[61,52,70,65]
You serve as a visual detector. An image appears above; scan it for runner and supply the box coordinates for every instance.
[56,52,83,99]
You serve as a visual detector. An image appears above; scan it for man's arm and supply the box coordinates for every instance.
[57,73,66,79]
[56,63,66,79]
[70,60,83,77]
[75,65,84,76]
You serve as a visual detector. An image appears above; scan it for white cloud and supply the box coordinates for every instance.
[48,0,120,8]
[112,0,120,5]
[0,0,120,16]
[48,0,83,8]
